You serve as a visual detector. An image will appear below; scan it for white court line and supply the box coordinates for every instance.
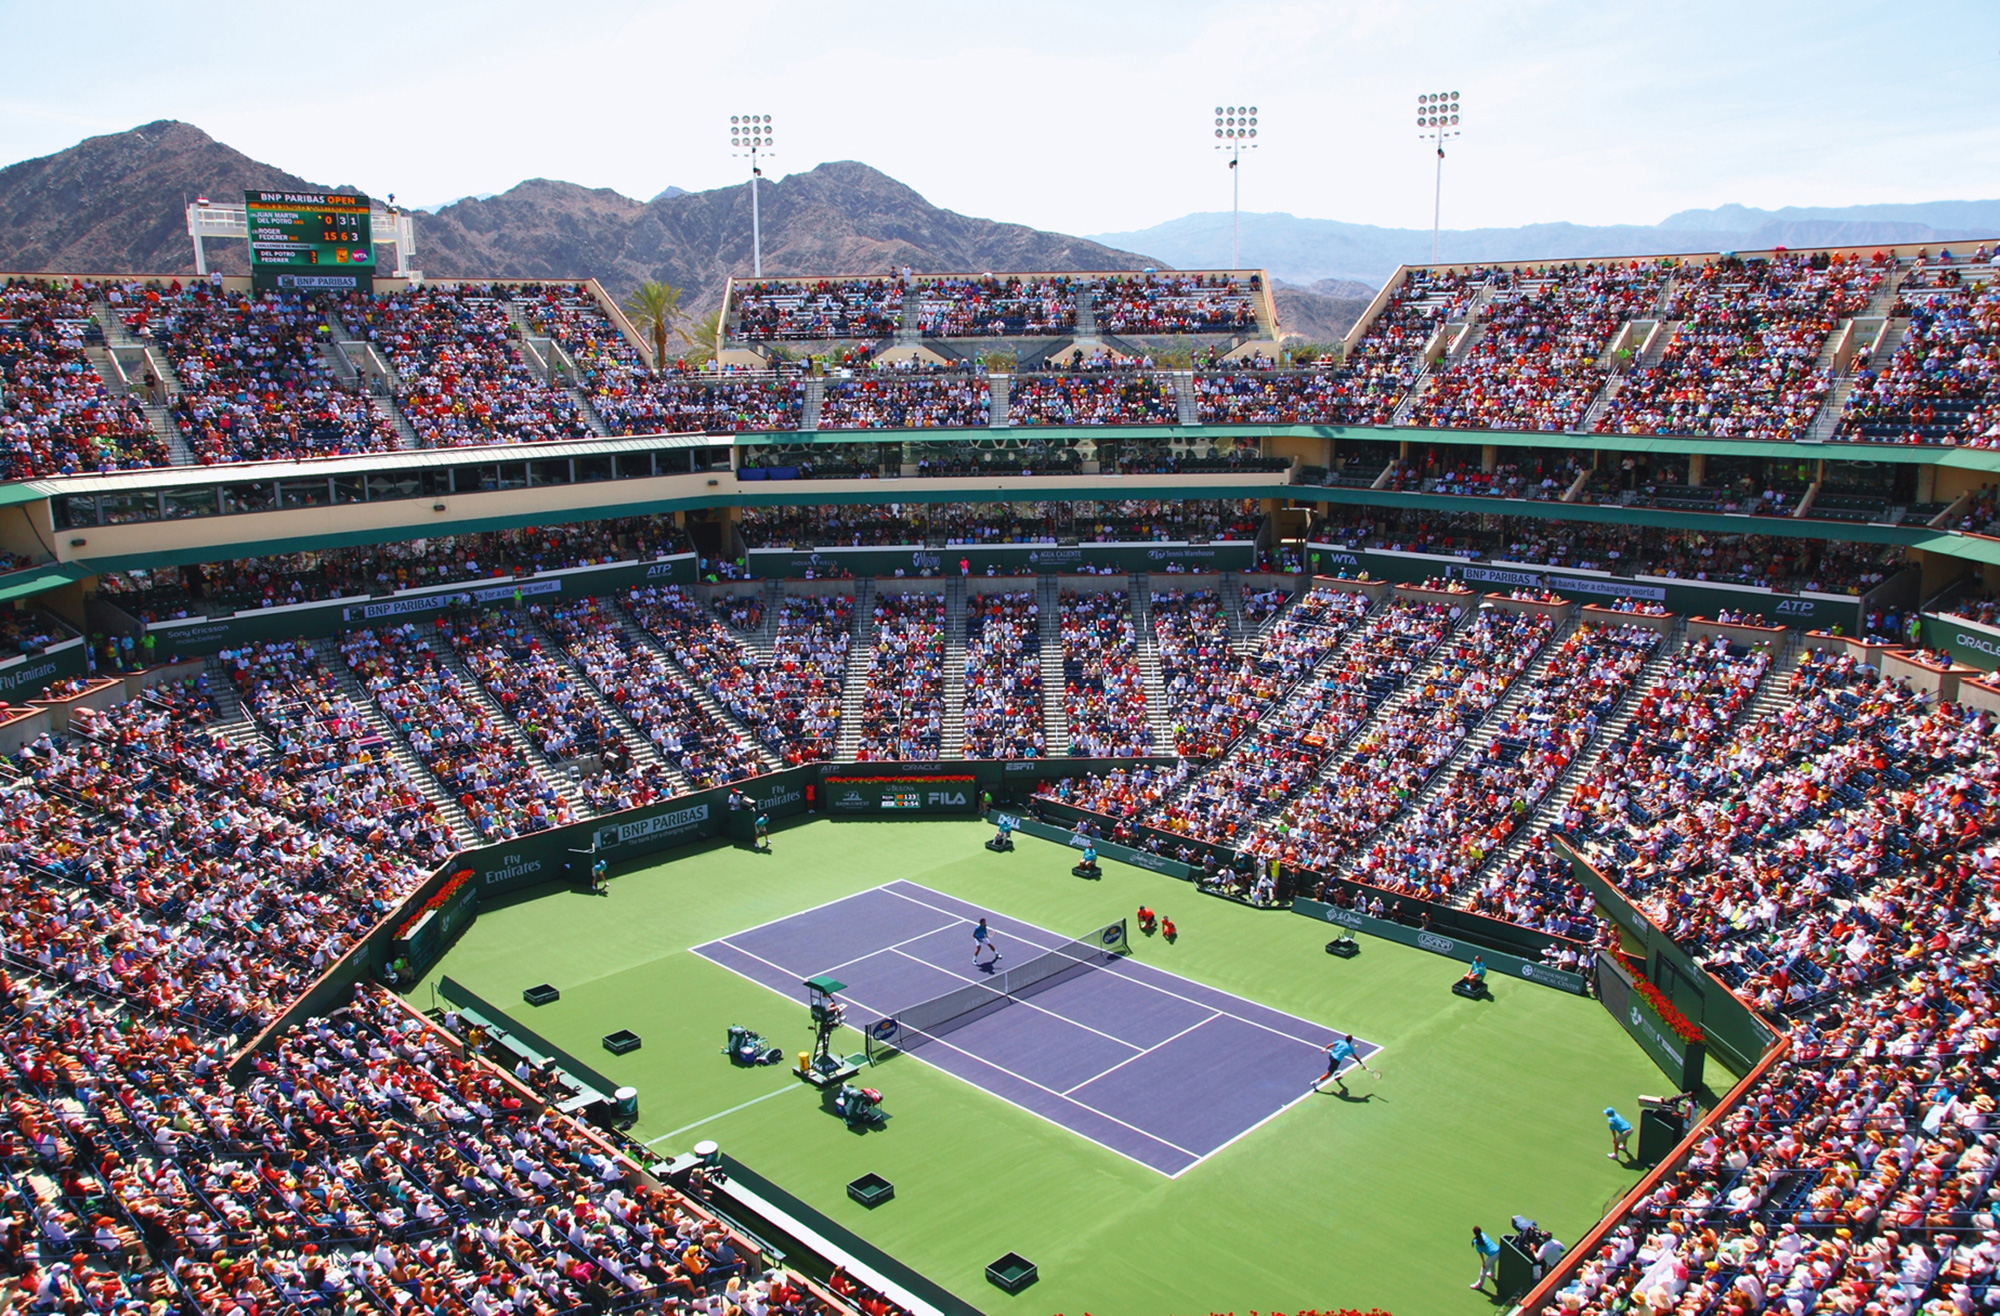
[1062,1011,1221,1096]
[816,913,972,979]
[690,883,918,950]
[643,1085,800,1146]
[887,947,1143,1054]
[697,880,1383,1176]
[885,881,1360,1054]
[1168,1043,1394,1180]
[691,938,1200,1175]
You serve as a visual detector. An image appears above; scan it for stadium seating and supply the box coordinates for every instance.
[1408,262,1671,432]
[1058,590,1149,758]
[960,590,1043,758]
[0,279,164,477]
[1593,252,1882,441]
[855,593,946,761]
[1009,372,1177,426]
[339,284,594,447]
[1836,259,2000,446]
[130,286,400,462]
[818,372,990,430]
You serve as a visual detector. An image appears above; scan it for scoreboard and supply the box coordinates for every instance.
[244,191,375,293]
[823,774,979,816]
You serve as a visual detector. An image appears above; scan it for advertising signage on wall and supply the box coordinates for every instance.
[747,541,1256,580]
[145,556,697,656]
[823,772,980,814]
[1305,543,1857,631]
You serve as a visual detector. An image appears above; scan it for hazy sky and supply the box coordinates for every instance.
[2,0,1995,236]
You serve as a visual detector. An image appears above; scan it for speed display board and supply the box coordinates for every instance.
[244,191,374,292]
[823,773,979,815]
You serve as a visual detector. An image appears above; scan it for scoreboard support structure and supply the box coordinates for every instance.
[185,198,420,281]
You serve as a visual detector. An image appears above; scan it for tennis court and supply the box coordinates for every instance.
[692,879,1379,1175]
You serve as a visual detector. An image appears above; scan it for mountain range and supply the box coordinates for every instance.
[3,122,1995,345]
[1091,203,2000,288]
[0,122,1152,322]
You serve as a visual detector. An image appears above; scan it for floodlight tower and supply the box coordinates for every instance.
[729,114,776,278]
[1416,91,1462,263]
[1213,104,1258,269]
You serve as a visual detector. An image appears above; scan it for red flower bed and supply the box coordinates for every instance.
[1635,976,1704,1044]
[396,868,474,941]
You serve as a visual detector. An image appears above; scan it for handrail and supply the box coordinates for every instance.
[1511,1034,1792,1314]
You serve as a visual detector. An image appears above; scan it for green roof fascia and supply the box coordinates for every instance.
[0,563,89,601]
[0,483,50,508]
[1903,532,2000,568]
[67,478,1301,576]
[1288,486,1935,545]
[735,423,2000,470]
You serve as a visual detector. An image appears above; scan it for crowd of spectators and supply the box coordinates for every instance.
[341,622,576,839]
[602,587,776,784]
[1543,646,2000,1315]
[1153,585,1372,760]
[960,590,1043,758]
[855,593,945,761]
[818,373,990,429]
[1,278,164,478]
[1594,252,1883,441]
[124,285,399,463]
[1408,261,1671,432]
[1155,596,1463,847]
[95,518,690,621]
[1194,369,1371,424]
[731,280,900,341]
[1089,273,1261,336]
[1837,262,2000,447]
[911,277,1077,336]
[339,285,594,448]
[444,608,661,815]
[1252,605,1554,871]
[218,638,460,862]
[1328,267,1497,424]
[1342,621,1660,901]
[1058,590,1150,758]
[591,370,804,437]
[1009,374,1177,426]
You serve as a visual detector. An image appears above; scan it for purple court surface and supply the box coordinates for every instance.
[692,879,1380,1176]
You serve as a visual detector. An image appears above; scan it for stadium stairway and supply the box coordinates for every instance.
[1218,571,1247,650]
[434,641,597,817]
[527,611,685,791]
[611,608,784,777]
[312,634,481,847]
[1036,575,1070,756]
[1315,614,1577,880]
[1243,594,1484,826]
[1161,585,1412,813]
[1454,617,1695,890]
[800,378,825,430]
[833,578,877,761]
[1128,575,1176,752]
[944,576,967,754]
[1172,372,1200,425]
[989,373,1012,427]
[94,304,199,465]
[752,580,786,656]
[1074,288,1098,337]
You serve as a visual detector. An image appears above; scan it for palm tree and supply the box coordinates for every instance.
[678,309,724,369]
[623,281,685,369]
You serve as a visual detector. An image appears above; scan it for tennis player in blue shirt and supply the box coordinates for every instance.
[972,917,1001,967]
[1312,1034,1379,1093]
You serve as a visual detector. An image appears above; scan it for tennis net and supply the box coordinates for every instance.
[863,918,1129,1063]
